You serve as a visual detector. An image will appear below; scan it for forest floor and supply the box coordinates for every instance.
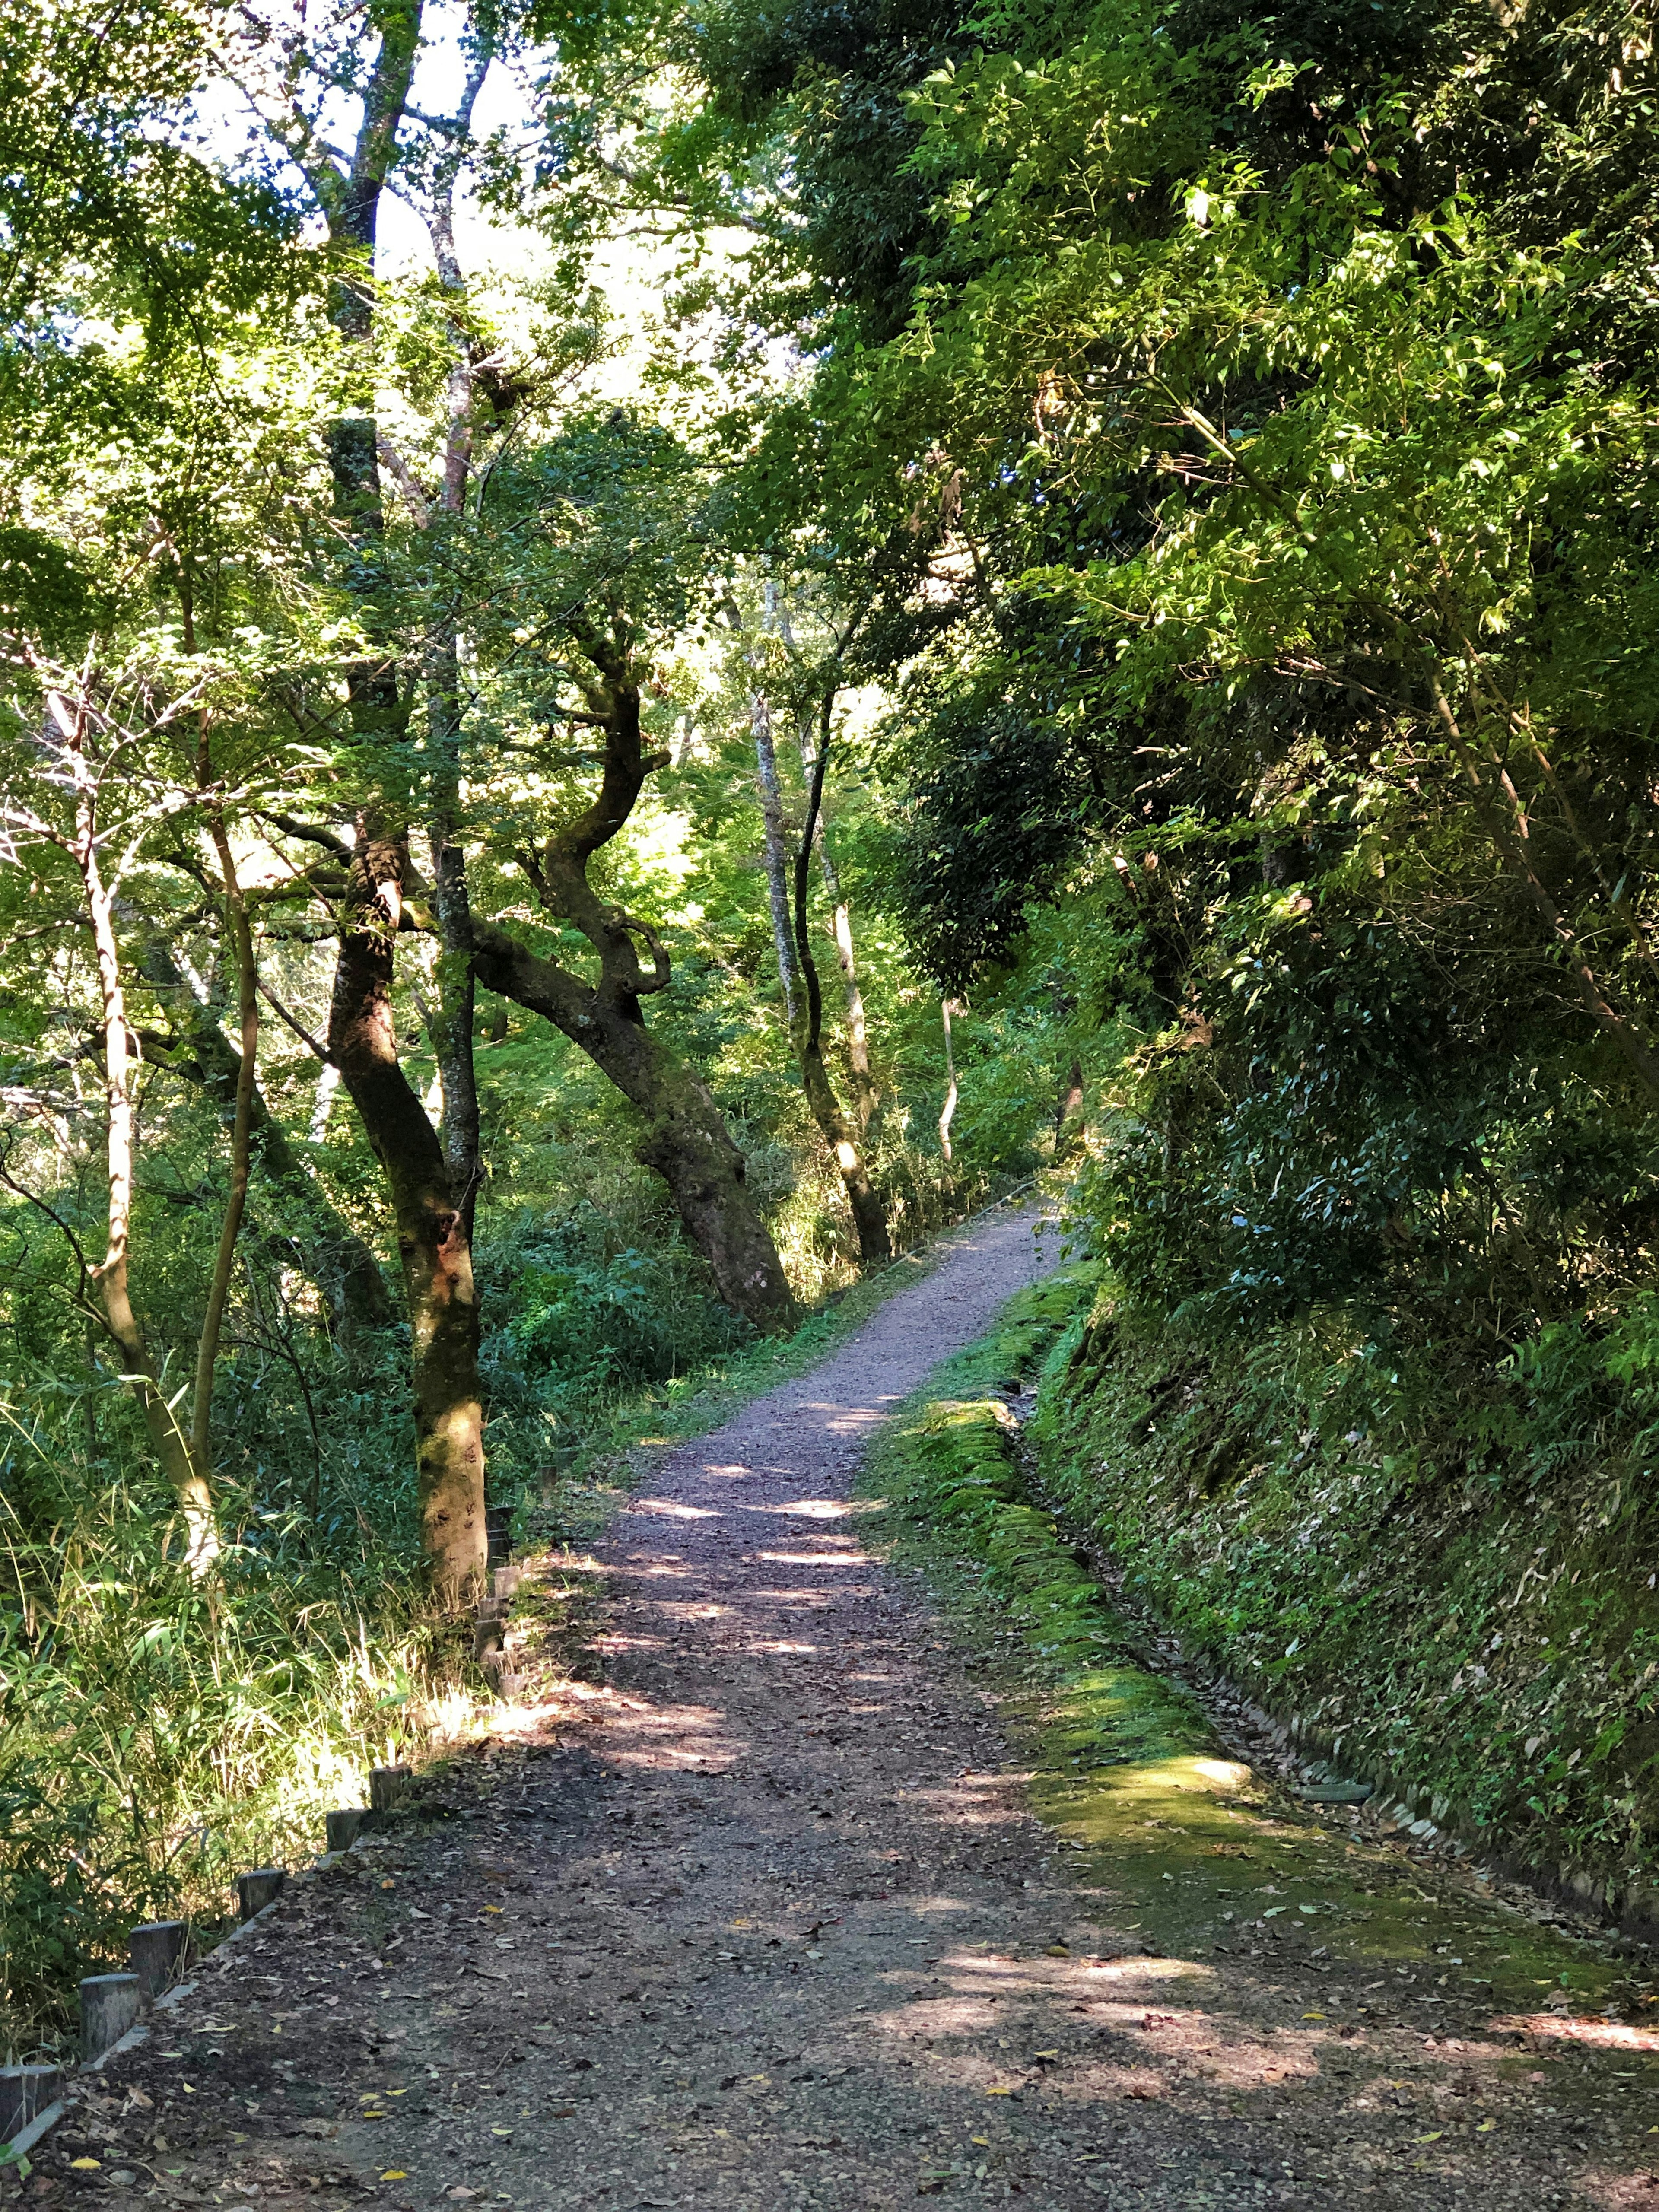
[25,1202,1659,2212]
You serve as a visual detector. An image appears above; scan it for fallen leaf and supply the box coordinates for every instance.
[1302,2012,1326,2021]
[1476,2121,1497,2134]
[1412,2131,1444,2144]
[381,1878,396,1892]
[381,2174,408,2183]
[1044,1944,1070,1957]
[985,2087,1013,2097]
[447,2190,479,2202]
[484,1906,503,1916]
[70,2160,101,2172]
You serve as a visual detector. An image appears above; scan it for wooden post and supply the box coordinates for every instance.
[326,1808,366,1853]
[0,2067,64,2139]
[235,1868,286,1922]
[485,1505,512,1567]
[80,1974,140,2063]
[369,1765,412,1814]
[128,1920,190,2001]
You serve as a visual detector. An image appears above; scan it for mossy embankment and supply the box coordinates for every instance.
[1032,1295,1659,1931]
[865,1271,1642,2018]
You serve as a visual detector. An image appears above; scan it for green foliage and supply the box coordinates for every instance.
[0,1406,441,2058]
[1035,1292,1659,1892]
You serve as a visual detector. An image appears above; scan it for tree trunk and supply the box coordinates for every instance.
[329,828,486,1604]
[427,634,483,1241]
[790,719,891,1261]
[135,933,393,1338]
[939,998,960,1164]
[793,710,879,1131]
[470,918,794,1325]
[752,702,890,1262]
[475,630,792,1324]
[191,796,258,1471]
[55,692,217,1570]
[314,0,486,1601]
[751,680,802,1031]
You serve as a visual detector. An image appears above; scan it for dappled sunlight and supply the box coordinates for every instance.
[600,1694,745,1772]
[1500,2015,1659,2051]
[629,1497,721,1519]
[756,1549,874,1566]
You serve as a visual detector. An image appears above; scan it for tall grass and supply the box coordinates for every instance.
[0,1396,477,2062]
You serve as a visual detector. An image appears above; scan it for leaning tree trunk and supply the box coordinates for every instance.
[472,632,793,1327]
[329,829,486,1604]
[470,919,793,1325]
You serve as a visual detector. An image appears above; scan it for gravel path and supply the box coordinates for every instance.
[40,1202,1659,2212]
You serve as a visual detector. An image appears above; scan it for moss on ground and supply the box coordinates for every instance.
[863,1273,1646,2021]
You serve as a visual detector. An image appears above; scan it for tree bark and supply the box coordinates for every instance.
[751,679,802,1033]
[793,709,879,1130]
[472,628,793,1324]
[939,998,960,1164]
[416,53,490,1242]
[192,793,258,1472]
[750,685,889,1261]
[789,717,890,1261]
[311,0,487,1600]
[51,689,217,1569]
[426,634,483,1240]
[328,827,486,1604]
[470,915,794,1324]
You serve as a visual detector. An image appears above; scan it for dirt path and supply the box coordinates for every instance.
[38,1204,1659,2212]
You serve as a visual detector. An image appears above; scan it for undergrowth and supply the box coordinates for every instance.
[0,1205,1018,2065]
[1034,1294,1659,1919]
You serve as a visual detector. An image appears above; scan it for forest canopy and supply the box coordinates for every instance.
[4,0,1659,2049]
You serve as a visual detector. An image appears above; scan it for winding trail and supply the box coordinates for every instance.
[53,1205,1659,2212]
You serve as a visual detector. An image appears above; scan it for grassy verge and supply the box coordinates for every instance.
[860,1274,1640,2022]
